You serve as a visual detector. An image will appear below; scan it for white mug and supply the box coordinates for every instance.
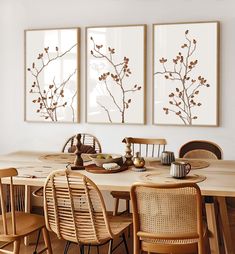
[170,161,191,178]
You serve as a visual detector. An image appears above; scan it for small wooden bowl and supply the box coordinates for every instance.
[89,154,123,167]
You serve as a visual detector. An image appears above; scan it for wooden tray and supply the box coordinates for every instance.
[85,164,128,174]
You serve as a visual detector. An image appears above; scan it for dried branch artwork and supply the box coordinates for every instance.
[155,30,210,125]
[89,37,142,123]
[27,44,77,122]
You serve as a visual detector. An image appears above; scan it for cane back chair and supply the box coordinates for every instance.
[0,168,52,254]
[111,137,167,216]
[131,182,207,254]
[62,133,102,154]
[179,140,222,160]
[44,169,131,254]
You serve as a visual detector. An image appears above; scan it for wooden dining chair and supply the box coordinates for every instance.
[111,137,167,216]
[0,168,52,254]
[44,169,132,254]
[179,140,225,253]
[179,140,222,160]
[131,182,208,254]
[33,133,102,199]
[62,133,102,154]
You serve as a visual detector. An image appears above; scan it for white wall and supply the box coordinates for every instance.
[0,0,235,159]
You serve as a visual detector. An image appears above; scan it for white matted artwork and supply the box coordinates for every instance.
[25,28,80,122]
[86,25,146,124]
[153,22,219,126]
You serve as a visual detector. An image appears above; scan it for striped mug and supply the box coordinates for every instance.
[161,151,175,165]
[170,161,191,178]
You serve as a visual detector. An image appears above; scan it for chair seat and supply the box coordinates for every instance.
[109,215,132,236]
[0,212,45,241]
[110,191,130,200]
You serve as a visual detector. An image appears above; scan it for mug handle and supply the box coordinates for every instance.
[185,163,191,174]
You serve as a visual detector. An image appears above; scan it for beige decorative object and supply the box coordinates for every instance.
[140,172,206,184]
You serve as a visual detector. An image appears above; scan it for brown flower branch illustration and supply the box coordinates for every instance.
[155,30,210,125]
[27,44,77,122]
[90,37,141,123]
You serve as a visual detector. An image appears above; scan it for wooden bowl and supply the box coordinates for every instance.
[89,154,123,167]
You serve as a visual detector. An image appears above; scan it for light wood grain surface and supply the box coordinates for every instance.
[1,151,235,197]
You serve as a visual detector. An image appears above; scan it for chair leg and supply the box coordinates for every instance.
[13,239,21,254]
[80,245,84,254]
[88,244,91,254]
[113,198,119,216]
[33,229,41,254]
[126,200,130,213]
[96,245,99,254]
[42,227,52,254]
[64,241,71,254]
[108,239,113,254]
[122,233,129,254]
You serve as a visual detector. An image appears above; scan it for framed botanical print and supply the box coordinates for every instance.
[86,25,146,124]
[153,22,219,126]
[25,28,80,122]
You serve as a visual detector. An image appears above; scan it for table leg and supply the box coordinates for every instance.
[205,201,220,254]
[24,185,31,246]
[217,197,234,254]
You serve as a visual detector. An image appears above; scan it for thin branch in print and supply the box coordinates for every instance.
[155,30,210,125]
[90,37,141,123]
[28,44,77,122]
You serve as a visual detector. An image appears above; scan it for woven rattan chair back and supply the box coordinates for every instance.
[123,137,167,157]
[62,133,102,154]
[131,183,204,254]
[0,168,18,236]
[179,140,222,160]
[44,169,113,245]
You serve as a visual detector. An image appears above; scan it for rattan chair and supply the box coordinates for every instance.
[131,182,207,254]
[179,140,222,160]
[179,140,224,253]
[0,168,52,254]
[111,137,167,216]
[44,169,132,254]
[62,133,102,154]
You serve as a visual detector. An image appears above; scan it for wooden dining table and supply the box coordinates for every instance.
[0,151,235,254]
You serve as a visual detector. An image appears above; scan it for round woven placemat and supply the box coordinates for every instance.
[147,159,209,170]
[39,153,91,164]
[140,172,206,184]
[176,159,210,169]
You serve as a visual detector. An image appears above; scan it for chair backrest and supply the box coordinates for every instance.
[0,168,18,236]
[44,169,112,244]
[131,183,203,252]
[62,133,102,154]
[123,137,167,157]
[179,140,222,160]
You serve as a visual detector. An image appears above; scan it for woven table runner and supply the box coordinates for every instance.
[140,172,206,184]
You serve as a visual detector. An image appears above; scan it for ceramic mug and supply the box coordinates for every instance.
[170,161,191,178]
[161,151,175,165]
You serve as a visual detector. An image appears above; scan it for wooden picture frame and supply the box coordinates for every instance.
[86,25,146,124]
[25,28,80,123]
[153,21,219,126]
